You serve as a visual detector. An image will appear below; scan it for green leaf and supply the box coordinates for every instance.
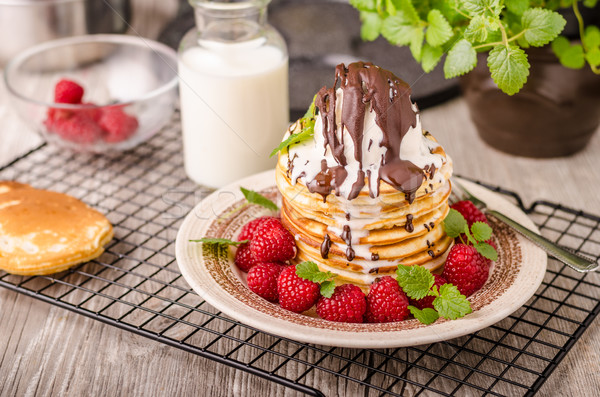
[295,261,336,284]
[521,8,566,47]
[320,281,336,298]
[475,242,498,261]
[463,224,478,245]
[421,44,444,72]
[444,39,477,78]
[583,25,600,49]
[270,121,314,157]
[189,237,248,246]
[350,0,377,11]
[554,42,586,69]
[409,26,425,61]
[583,0,598,7]
[443,208,468,238]
[433,284,472,320]
[551,36,570,55]
[461,0,502,17]
[487,44,530,95]
[426,9,453,47]
[396,264,435,300]
[360,11,383,41]
[385,0,397,15]
[504,0,529,15]
[381,2,422,46]
[470,221,492,242]
[408,306,440,324]
[586,47,600,68]
[240,187,278,211]
[464,15,489,43]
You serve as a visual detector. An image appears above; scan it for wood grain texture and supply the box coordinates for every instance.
[1,0,600,396]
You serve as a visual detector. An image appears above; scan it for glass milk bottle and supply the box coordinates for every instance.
[178,0,289,187]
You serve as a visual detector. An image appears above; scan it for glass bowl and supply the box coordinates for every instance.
[3,34,178,153]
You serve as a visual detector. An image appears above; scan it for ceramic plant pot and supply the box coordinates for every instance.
[460,47,600,158]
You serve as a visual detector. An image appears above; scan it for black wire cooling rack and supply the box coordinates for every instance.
[1,112,599,396]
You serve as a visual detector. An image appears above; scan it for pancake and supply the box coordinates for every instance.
[0,181,113,275]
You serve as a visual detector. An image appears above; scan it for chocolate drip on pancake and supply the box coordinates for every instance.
[320,234,331,259]
[306,61,426,201]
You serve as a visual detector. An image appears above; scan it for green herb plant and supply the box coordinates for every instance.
[350,0,599,95]
[271,95,317,157]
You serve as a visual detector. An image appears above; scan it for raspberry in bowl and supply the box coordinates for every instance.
[3,35,178,153]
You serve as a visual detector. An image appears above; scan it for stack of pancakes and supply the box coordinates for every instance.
[275,62,453,288]
[276,132,453,287]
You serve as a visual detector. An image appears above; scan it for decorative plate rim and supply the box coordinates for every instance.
[175,171,547,348]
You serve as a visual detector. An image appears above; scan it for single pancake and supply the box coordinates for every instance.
[0,181,113,275]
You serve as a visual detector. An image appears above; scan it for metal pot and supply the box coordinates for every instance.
[0,0,131,65]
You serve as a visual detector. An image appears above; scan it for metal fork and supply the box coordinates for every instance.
[451,179,599,273]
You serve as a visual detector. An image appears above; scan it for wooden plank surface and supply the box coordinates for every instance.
[1,1,600,396]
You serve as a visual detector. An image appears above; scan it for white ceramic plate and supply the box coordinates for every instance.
[175,171,547,348]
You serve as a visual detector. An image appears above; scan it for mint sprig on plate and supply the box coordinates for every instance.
[443,208,498,261]
[397,264,472,325]
[295,261,338,298]
[240,187,278,211]
[189,237,248,247]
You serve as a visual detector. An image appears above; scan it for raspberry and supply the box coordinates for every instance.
[54,79,84,104]
[316,284,366,323]
[250,218,297,263]
[238,216,277,241]
[442,244,490,297]
[45,112,102,144]
[277,265,320,313]
[247,262,284,302]
[451,200,488,226]
[234,243,255,272]
[409,274,448,310]
[365,276,409,323]
[98,107,139,143]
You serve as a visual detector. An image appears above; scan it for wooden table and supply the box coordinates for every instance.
[1,2,600,396]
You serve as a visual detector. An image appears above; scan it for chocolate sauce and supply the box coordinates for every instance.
[424,223,431,232]
[303,62,427,201]
[345,213,351,221]
[320,234,331,259]
[371,253,379,261]
[427,250,435,258]
[346,247,356,261]
[405,214,414,233]
[341,225,352,245]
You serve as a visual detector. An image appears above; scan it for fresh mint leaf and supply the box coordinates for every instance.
[381,3,421,46]
[426,9,453,47]
[444,39,477,78]
[463,224,478,245]
[409,306,440,324]
[385,0,397,15]
[521,8,566,47]
[504,0,529,16]
[461,0,502,17]
[189,237,248,246]
[396,264,435,300]
[583,0,598,7]
[487,44,530,95]
[583,25,600,49]
[475,241,498,261]
[397,0,420,23]
[421,44,444,72]
[551,35,586,69]
[443,208,468,238]
[270,122,314,157]
[320,281,336,298]
[464,15,489,43]
[360,11,383,41]
[295,261,336,283]
[409,26,425,61]
[240,187,278,211]
[470,221,493,242]
[350,0,377,11]
[586,47,600,68]
[433,284,472,320]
